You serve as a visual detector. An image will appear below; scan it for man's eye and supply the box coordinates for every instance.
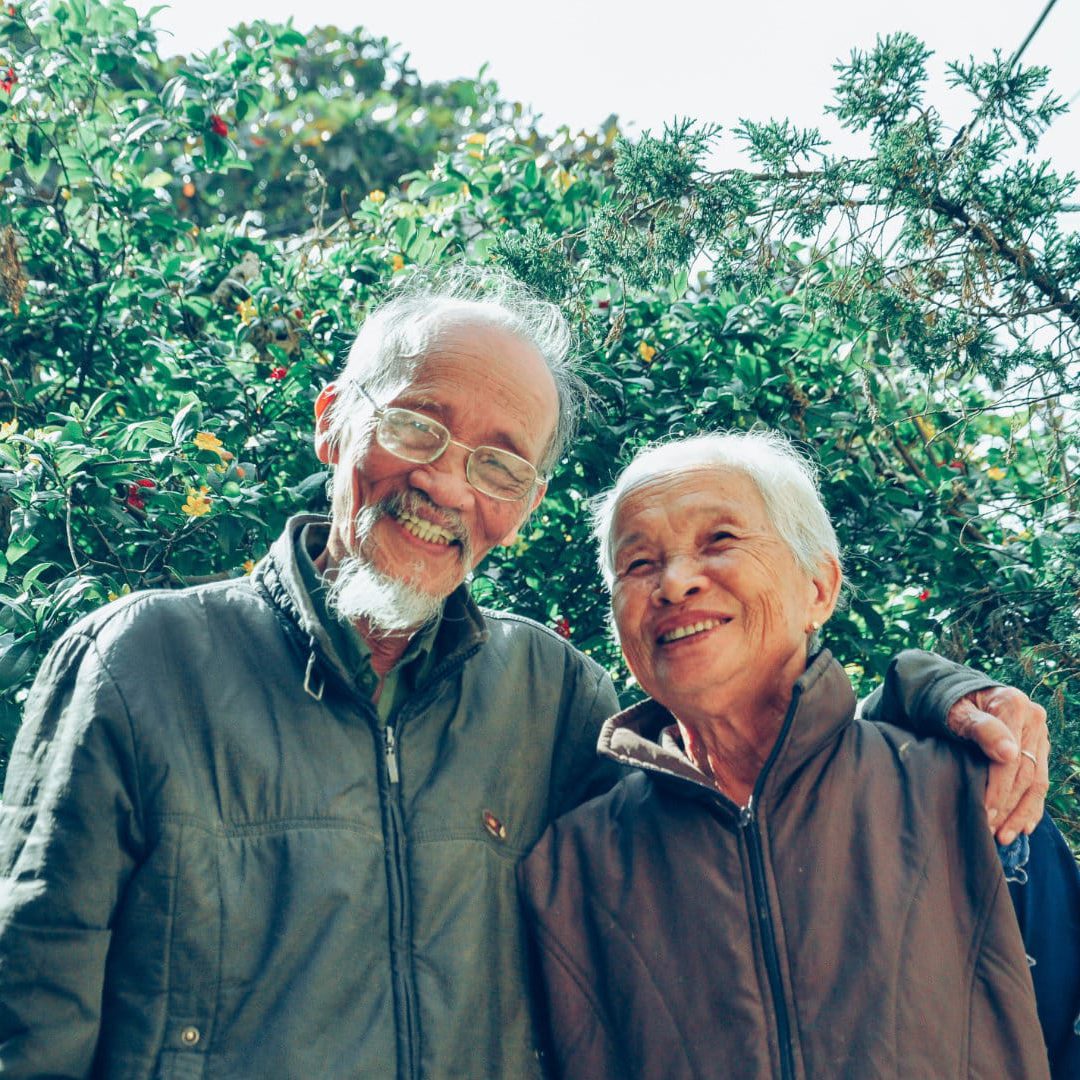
[623,558,655,575]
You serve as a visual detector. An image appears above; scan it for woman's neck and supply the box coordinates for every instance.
[675,692,792,806]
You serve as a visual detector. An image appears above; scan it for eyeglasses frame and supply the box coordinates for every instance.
[352,382,545,502]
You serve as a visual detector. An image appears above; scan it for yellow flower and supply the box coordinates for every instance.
[316,352,331,366]
[368,189,386,205]
[0,418,18,439]
[182,486,212,517]
[242,559,256,575]
[467,149,483,160]
[460,183,471,197]
[638,341,657,364]
[108,584,131,602]
[236,297,257,325]
[465,132,487,146]
[391,254,405,272]
[214,462,227,474]
[986,466,1006,481]
[554,168,573,192]
[193,431,223,454]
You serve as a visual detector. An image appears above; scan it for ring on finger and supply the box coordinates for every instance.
[1020,749,1038,766]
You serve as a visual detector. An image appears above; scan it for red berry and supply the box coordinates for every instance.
[209,114,228,137]
[269,366,288,381]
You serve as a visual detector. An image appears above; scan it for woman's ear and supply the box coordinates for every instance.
[807,553,843,630]
[314,384,338,465]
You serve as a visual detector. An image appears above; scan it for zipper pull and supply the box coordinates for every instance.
[385,725,400,784]
[738,795,755,828]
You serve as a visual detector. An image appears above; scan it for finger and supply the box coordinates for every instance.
[952,704,1019,764]
[993,725,1050,845]
[984,752,1022,832]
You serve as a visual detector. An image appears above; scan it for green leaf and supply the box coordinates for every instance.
[421,178,463,200]
[171,400,204,445]
[5,534,38,565]
[275,28,307,47]
[121,114,170,146]
[0,637,36,692]
[141,168,172,189]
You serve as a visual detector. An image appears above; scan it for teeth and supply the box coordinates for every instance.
[659,619,724,644]
[396,510,456,545]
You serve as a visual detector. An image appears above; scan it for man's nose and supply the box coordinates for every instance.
[408,445,476,513]
[652,556,707,606]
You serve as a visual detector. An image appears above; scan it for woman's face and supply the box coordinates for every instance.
[610,466,839,720]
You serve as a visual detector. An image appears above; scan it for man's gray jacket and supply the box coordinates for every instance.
[0,516,997,1078]
[0,515,619,1078]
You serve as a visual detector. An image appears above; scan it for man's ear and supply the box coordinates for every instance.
[314,384,338,465]
[496,480,547,548]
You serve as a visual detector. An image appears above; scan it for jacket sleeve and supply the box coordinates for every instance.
[0,629,144,1078]
[549,660,621,818]
[1005,814,1080,1079]
[858,648,999,737]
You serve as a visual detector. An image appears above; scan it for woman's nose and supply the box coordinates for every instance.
[652,556,708,605]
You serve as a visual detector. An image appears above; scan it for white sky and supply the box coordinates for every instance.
[134,0,1080,178]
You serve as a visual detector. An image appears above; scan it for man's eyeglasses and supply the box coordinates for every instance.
[355,384,543,502]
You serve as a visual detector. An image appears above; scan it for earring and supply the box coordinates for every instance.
[809,620,821,632]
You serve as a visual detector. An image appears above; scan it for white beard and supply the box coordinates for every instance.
[323,493,466,634]
[325,555,445,634]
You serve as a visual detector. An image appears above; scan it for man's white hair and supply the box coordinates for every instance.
[591,429,843,589]
[325,264,582,478]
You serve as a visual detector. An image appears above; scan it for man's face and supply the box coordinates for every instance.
[319,319,558,606]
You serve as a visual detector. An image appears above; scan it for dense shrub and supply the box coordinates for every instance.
[1,2,1076,840]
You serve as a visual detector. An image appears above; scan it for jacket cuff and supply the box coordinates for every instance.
[862,649,1002,738]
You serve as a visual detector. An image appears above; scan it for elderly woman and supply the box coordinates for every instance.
[519,431,1080,1079]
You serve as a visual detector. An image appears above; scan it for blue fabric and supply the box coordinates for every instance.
[1000,813,1080,1079]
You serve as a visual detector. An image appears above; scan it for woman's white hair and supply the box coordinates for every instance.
[325,264,582,477]
[591,429,843,590]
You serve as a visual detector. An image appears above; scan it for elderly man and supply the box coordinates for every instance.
[0,268,1050,1078]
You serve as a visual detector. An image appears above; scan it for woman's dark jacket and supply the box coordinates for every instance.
[519,652,1051,1079]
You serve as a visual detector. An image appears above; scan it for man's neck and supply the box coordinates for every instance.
[361,622,415,677]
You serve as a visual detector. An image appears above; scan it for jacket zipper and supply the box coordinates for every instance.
[377,644,482,1080]
[739,794,796,1080]
[381,719,419,1080]
[385,724,400,784]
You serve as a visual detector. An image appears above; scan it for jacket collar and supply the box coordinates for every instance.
[253,514,490,701]
[598,650,857,808]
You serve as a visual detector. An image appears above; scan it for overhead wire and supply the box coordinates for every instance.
[1007,0,1060,68]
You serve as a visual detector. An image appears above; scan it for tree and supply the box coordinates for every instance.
[1,2,1076,841]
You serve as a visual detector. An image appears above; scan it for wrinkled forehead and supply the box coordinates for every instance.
[611,465,765,542]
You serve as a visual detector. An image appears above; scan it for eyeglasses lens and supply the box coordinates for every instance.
[376,407,535,501]
[377,409,446,460]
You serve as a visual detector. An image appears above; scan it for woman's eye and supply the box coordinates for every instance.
[708,532,733,545]
[625,558,655,575]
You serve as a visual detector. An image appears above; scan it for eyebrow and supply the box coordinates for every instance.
[614,505,750,551]
[392,392,533,460]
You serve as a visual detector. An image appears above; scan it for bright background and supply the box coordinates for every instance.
[134,0,1080,175]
